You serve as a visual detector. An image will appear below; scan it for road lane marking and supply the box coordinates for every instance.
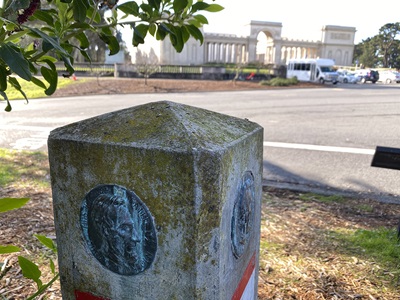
[10,138,47,150]
[5,127,51,150]
[2,123,378,156]
[264,142,375,155]
[3,125,53,132]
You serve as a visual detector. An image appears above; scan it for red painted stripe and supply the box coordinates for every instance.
[232,252,256,300]
[75,290,109,300]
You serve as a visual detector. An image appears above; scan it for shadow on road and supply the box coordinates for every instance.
[263,160,400,204]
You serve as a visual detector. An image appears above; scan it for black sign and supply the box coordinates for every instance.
[371,146,400,170]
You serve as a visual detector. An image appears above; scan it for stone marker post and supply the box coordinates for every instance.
[48,101,263,300]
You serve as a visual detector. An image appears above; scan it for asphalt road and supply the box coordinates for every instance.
[2,83,400,203]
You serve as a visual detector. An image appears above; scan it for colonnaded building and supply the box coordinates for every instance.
[160,21,356,67]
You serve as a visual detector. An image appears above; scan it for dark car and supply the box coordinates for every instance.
[355,69,379,83]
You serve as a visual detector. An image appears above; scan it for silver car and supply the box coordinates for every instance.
[337,71,360,84]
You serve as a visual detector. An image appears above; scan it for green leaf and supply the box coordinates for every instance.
[42,38,55,53]
[186,24,203,43]
[0,197,29,213]
[8,77,28,102]
[61,54,75,75]
[174,31,184,53]
[191,2,209,13]
[132,23,149,46]
[8,76,21,89]
[86,6,101,23]
[35,235,57,253]
[181,25,190,44]
[28,60,38,74]
[101,26,113,36]
[5,100,11,112]
[41,66,58,95]
[148,0,161,11]
[60,41,73,54]
[31,76,47,90]
[38,55,58,64]
[44,59,56,71]
[173,0,188,14]
[49,258,56,274]
[18,256,43,288]
[187,18,201,27]
[155,22,171,40]
[0,66,7,91]
[4,29,29,43]
[5,23,16,32]
[0,27,6,43]
[0,43,32,81]
[27,27,71,57]
[33,10,55,26]
[99,34,120,55]
[75,32,89,49]
[167,25,184,52]
[25,43,37,54]
[117,1,139,15]
[193,14,208,25]
[149,23,157,36]
[79,49,91,62]
[54,20,62,34]
[0,92,12,112]
[203,3,224,12]
[0,90,8,99]
[140,3,153,16]
[0,245,20,254]
[73,0,90,23]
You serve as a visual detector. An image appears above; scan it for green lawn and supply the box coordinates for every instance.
[0,148,50,187]
[4,77,87,100]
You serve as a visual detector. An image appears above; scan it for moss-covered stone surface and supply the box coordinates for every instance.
[48,101,263,299]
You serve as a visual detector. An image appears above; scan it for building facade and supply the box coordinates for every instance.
[160,21,356,66]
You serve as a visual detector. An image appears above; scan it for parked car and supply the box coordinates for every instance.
[378,70,400,84]
[354,69,379,83]
[337,70,360,84]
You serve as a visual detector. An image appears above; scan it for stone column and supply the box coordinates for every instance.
[48,101,263,300]
[228,44,233,63]
[237,44,242,64]
[204,42,209,63]
[218,43,222,62]
[274,40,282,65]
[222,44,227,63]
[211,43,215,62]
[247,37,257,63]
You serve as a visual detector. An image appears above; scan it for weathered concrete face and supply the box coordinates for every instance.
[48,101,263,300]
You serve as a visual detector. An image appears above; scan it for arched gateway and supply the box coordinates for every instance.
[160,21,356,67]
[247,21,283,65]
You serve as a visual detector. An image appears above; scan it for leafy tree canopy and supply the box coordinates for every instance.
[0,0,224,111]
[354,22,400,69]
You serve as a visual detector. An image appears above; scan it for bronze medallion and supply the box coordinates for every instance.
[231,171,255,259]
[81,184,157,275]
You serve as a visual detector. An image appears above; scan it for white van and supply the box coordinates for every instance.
[286,58,339,84]
[378,70,400,84]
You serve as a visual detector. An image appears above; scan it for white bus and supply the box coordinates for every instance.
[286,58,339,84]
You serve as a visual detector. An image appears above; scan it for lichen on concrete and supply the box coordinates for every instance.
[48,100,263,299]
